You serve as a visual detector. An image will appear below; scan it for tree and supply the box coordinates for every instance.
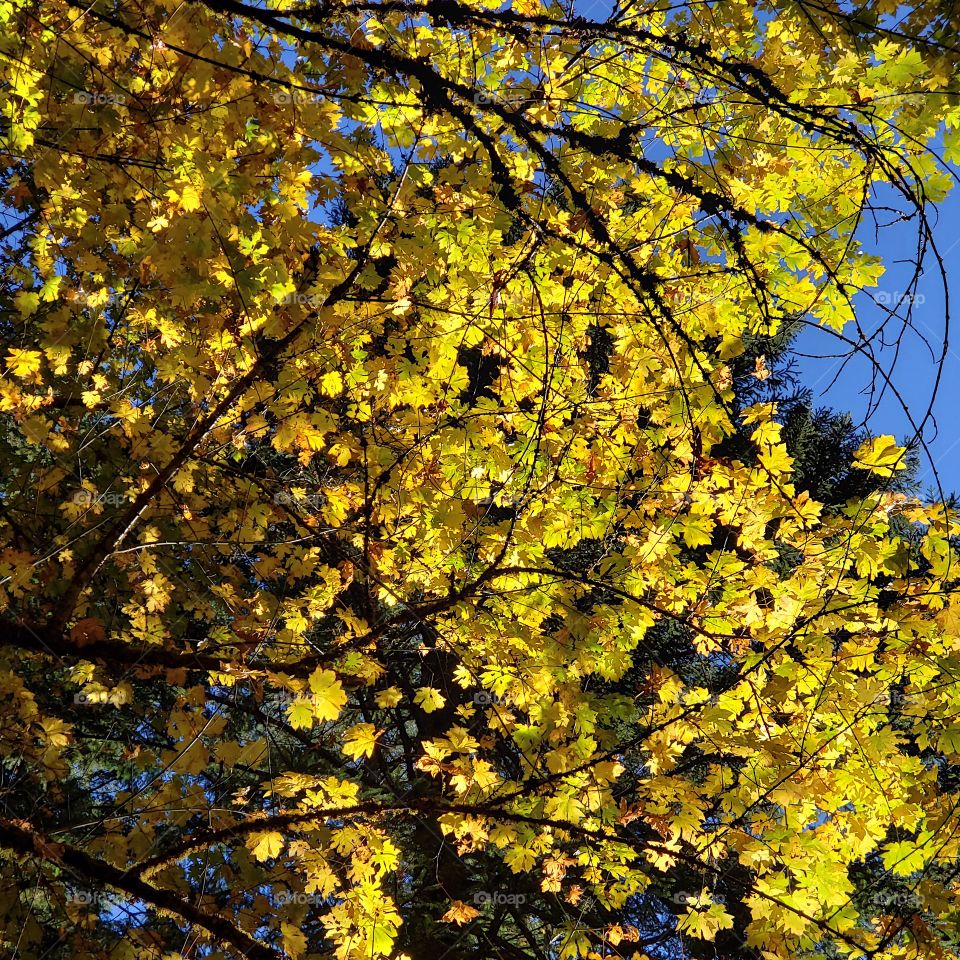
[1,0,960,958]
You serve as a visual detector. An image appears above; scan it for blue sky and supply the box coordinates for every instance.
[793,179,960,497]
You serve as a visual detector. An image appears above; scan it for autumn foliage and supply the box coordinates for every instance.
[2,0,960,958]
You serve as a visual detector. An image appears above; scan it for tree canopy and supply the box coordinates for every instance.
[2,0,960,958]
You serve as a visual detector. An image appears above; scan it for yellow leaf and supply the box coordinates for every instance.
[308,668,348,721]
[320,370,343,395]
[677,901,735,941]
[6,349,42,379]
[677,515,714,549]
[882,838,931,876]
[281,922,307,959]
[504,843,537,873]
[178,184,202,212]
[937,604,960,643]
[14,291,39,317]
[39,275,62,302]
[852,435,907,476]
[287,698,315,730]
[414,687,446,713]
[342,722,379,759]
[375,686,403,708]
[328,441,352,466]
[249,831,284,862]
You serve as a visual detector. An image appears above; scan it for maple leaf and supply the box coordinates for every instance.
[882,839,931,876]
[170,184,202,212]
[753,355,771,381]
[281,922,307,958]
[249,831,285,862]
[678,901,735,941]
[504,843,537,873]
[852,435,908,476]
[342,722,380,759]
[414,687,446,713]
[308,668,348,721]
[375,686,403,708]
[441,900,480,925]
[6,348,42,379]
[14,291,39,317]
[287,698,315,730]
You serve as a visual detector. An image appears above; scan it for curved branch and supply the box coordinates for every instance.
[0,818,280,960]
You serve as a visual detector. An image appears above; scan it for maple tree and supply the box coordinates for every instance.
[2,0,960,957]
